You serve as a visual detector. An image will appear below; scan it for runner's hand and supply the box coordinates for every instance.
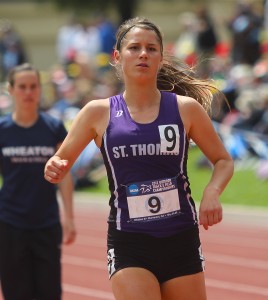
[199,187,222,230]
[44,156,68,184]
[62,218,76,245]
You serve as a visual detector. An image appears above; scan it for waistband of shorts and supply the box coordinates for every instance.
[108,224,199,240]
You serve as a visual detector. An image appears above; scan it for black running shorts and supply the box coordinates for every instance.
[107,225,205,283]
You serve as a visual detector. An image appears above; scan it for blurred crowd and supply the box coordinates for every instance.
[1,1,268,184]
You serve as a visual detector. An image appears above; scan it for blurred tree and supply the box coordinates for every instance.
[38,0,139,24]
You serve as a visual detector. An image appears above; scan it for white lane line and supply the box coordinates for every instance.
[63,255,106,270]
[75,235,106,247]
[63,280,268,299]
[63,255,268,297]
[206,252,268,270]
[63,283,114,299]
[202,233,268,250]
[63,253,268,272]
[206,278,268,297]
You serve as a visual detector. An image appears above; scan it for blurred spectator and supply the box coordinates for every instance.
[71,19,101,71]
[95,13,117,71]
[196,7,218,55]
[56,14,82,66]
[232,84,268,135]
[195,6,218,78]
[0,19,27,81]
[227,0,263,65]
[265,0,268,31]
[95,13,116,55]
[173,12,198,66]
[0,82,12,116]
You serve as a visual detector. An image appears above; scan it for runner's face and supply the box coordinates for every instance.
[115,27,163,82]
[9,71,41,109]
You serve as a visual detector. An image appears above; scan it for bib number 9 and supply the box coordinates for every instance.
[148,196,161,214]
[158,124,180,154]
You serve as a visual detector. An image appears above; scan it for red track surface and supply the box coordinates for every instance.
[1,194,268,299]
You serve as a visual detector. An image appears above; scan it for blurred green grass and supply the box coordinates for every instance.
[187,147,268,207]
[81,147,268,208]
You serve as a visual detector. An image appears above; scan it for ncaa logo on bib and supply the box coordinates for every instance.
[128,184,139,195]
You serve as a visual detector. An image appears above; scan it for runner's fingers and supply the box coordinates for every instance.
[215,209,223,224]
[64,232,76,245]
[200,208,222,229]
[46,163,64,176]
[46,170,59,179]
[208,209,222,225]
[63,227,76,245]
[207,214,214,226]
[199,213,208,230]
[44,170,62,184]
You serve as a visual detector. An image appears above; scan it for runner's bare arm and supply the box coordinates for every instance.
[44,99,110,183]
[178,96,234,229]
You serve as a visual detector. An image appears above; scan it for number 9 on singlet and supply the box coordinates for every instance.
[158,124,180,154]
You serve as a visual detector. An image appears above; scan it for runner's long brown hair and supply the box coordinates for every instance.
[114,16,225,114]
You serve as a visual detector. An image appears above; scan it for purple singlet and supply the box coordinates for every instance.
[100,91,198,237]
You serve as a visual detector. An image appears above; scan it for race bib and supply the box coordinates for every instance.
[126,177,180,223]
[158,124,180,154]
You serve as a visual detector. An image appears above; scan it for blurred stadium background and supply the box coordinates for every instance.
[0,0,264,69]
